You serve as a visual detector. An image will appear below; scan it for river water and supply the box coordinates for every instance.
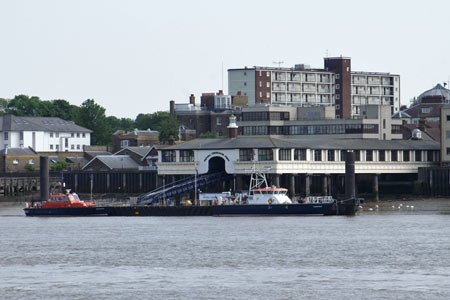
[1,200,450,300]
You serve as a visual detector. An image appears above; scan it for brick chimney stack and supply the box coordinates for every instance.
[227,114,238,138]
[189,94,195,105]
[170,100,175,115]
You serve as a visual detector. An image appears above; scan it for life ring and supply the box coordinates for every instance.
[268,198,273,205]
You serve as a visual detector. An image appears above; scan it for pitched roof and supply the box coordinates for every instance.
[0,147,37,155]
[114,146,152,158]
[0,115,92,132]
[164,136,440,151]
[403,103,443,119]
[82,155,140,170]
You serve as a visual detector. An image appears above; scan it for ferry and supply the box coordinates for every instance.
[24,190,109,216]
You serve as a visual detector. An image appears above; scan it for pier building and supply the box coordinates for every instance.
[156,135,439,198]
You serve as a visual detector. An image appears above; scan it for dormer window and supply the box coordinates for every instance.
[421,107,432,114]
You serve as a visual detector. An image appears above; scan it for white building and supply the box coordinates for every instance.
[0,115,92,152]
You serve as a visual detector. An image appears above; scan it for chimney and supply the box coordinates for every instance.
[189,94,195,105]
[170,100,175,115]
[218,90,223,95]
[227,114,238,138]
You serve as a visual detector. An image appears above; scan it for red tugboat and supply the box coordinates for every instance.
[24,190,108,216]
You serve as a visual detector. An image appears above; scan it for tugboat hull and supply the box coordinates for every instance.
[24,207,109,216]
[212,203,334,216]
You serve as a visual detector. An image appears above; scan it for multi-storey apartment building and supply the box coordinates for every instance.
[228,56,400,119]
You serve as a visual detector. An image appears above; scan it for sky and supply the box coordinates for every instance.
[1,0,450,119]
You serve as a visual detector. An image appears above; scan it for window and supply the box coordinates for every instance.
[4,132,8,140]
[366,150,373,161]
[56,145,59,151]
[336,74,340,79]
[77,145,81,150]
[259,92,262,97]
[327,150,335,161]
[71,145,74,150]
[340,150,346,161]
[447,131,450,139]
[162,150,176,162]
[239,149,253,161]
[346,67,350,72]
[258,149,273,161]
[82,133,86,138]
[383,119,386,129]
[336,95,340,100]
[244,71,247,76]
[279,149,291,161]
[50,145,54,150]
[403,150,410,161]
[447,148,450,155]
[77,133,80,138]
[294,149,306,161]
[391,150,398,161]
[50,132,54,138]
[180,150,194,162]
[29,159,34,165]
[421,108,431,114]
[56,133,59,138]
[13,159,19,165]
[216,117,222,125]
[355,150,360,161]
[121,140,129,148]
[336,84,340,90]
[415,150,422,162]
[447,115,450,121]
[427,151,433,162]
[266,71,270,77]
[379,150,386,161]
[266,82,270,88]
[259,81,262,87]
[71,133,74,137]
[244,82,247,86]
[314,150,322,161]
[336,104,340,110]
[20,132,24,140]
[266,92,270,98]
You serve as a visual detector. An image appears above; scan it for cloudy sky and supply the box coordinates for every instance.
[1,0,449,119]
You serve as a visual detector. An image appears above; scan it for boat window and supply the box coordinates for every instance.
[57,196,63,201]
[64,196,69,201]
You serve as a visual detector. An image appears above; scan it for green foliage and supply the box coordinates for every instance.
[199,131,217,138]
[24,163,35,172]
[76,99,109,145]
[135,111,180,143]
[0,95,185,146]
[50,161,72,171]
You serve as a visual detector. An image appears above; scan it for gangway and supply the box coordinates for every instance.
[137,172,232,205]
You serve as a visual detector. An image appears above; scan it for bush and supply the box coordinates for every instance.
[24,163,35,172]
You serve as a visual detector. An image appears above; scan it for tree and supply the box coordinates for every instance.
[50,161,72,171]
[6,95,45,116]
[76,99,110,145]
[135,111,179,143]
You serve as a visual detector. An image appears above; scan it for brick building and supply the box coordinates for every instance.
[228,56,400,119]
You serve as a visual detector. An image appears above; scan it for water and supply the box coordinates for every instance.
[1,201,450,300]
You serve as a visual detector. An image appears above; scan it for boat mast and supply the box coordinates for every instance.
[248,161,269,196]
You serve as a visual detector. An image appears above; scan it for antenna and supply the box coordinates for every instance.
[272,61,284,68]
[221,61,224,91]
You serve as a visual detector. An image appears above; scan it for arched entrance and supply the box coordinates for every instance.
[208,156,226,174]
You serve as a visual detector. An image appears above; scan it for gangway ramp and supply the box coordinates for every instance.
[137,172,232,205]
